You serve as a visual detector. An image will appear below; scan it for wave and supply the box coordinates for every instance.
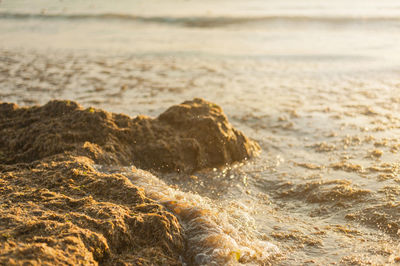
[1,11,400,28]
[97,165,280,265]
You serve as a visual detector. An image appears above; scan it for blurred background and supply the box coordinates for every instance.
[1,0,400,64]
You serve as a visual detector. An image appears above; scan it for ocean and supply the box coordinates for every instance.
[1,0,400,264]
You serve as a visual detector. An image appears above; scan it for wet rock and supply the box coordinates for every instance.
[0,98,259,173]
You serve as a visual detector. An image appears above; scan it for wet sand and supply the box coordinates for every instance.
[1,48,400,264]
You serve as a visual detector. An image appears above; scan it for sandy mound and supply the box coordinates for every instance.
[0,98,259,173]
[0,99,259,265]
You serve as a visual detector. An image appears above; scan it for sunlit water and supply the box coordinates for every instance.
[1,0,400,264]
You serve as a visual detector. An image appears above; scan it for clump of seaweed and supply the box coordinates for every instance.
[0,99,260,265]
[0,98,259,173]
[0,155,184,265]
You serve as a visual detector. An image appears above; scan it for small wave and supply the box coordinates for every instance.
[95,165,279,265]
[1,11,400,28]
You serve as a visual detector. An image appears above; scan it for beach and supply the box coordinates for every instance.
[1,0,400,265]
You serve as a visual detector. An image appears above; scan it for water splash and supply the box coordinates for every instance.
[94,165,279,265]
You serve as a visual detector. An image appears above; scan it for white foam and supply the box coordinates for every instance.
[96,165,279,265]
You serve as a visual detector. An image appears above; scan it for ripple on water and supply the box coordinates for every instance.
[276,179,371,205]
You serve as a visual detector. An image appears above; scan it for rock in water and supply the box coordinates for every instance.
[0,98,259,173]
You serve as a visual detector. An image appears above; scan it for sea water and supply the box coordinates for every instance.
[1,0,400,264]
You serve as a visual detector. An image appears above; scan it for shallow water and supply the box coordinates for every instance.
[1,0,400,264]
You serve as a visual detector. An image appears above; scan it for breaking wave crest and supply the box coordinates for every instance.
[1,11,400,28]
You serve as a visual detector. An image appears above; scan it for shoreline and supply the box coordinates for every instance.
[1,46,400,264]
